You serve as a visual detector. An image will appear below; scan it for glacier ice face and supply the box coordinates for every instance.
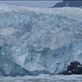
[0,4,82,75]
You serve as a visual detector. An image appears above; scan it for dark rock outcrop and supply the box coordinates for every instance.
[60,61,82,75]
[54,0,82,8]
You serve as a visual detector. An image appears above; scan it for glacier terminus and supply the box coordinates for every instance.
[0,4,82,82]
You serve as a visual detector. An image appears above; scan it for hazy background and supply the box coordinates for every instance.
[0,1,62,8]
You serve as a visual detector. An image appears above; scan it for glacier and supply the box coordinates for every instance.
[0,4,82,76]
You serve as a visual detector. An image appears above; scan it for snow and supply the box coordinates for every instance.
[0,4,82,75]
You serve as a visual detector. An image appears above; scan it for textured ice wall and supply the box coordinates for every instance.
[0,4,82,74]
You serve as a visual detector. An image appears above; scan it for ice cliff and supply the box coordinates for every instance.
[0,4,82,76]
